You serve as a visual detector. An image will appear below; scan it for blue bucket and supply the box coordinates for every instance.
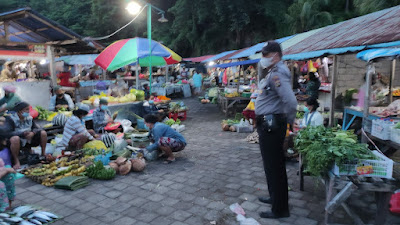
[136,119,149,130]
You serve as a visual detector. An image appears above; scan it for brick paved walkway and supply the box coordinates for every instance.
[14,98,400,224]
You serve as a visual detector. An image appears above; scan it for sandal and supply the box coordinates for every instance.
[163,158,176,164]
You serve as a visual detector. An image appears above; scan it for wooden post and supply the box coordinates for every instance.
[374,192,392,225]
[361,62,375,143]
[389,59,396,103]
[329,55,338,127]
[46,45,57,87]
[290,60,294,88]
[324,176,335,225]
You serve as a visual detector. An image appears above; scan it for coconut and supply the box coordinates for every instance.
[229,126,236,132]
[222,124,230,131]
[115,157,127,166]
[119,160,132,175]
[109,162,119,173]
[130,159,146,172]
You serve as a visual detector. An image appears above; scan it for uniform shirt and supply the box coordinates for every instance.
[300,111,324,128]
[61,115,94,147]
[49,94,75,111]
[146,122,186,151]
[93,108,112,133]
[0,94,21,111]
[255,61,298,124]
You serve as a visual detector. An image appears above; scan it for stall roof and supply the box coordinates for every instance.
[56,54,99,65]
[357,48,400,62]
[284,5,400,55]
[231,35,296,59]
[283,46,366,61]
[218,48,249,61]
[202,50,236,62]
[183,55,215,63]
[209,59,259,68]
[0,8,103,54]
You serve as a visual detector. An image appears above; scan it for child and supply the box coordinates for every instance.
[242,92,258,124]
[0,158,16,212]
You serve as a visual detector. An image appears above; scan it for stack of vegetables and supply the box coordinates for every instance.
[164,118,181,126]
[295,126,375,176]
[86,161,116,180]
[169,102,188,112]
[82,89,145,105]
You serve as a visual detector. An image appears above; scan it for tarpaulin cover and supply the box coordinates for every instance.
[202,50,236,62]
[282,46,366,61]
[357,48,400,61]
[209,59,260,68]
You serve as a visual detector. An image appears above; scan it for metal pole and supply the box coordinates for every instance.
[148,4,152,95]
[47,45,57,87]
[136,60,139,89]
[389,59,396,103]
[361,62,374,143]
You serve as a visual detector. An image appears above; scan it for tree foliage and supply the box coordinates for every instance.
[1,0,398,57]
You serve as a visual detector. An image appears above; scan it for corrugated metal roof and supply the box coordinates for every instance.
[283,46,366,61]
[284,5,400,55]
[202,50,236,62]
[209,59,260,68]
[218,48,249,61]
[0,8,103,54]
[183,55,215,62]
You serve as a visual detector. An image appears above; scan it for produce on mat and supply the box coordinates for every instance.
[35,106,51,120]
[164,118,181,126]
[295,126,375,176]
[86,161,116,180]
[83,140,107,150]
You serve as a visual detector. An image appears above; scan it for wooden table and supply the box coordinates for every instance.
[217,95,250,117]
[299,155,398,225]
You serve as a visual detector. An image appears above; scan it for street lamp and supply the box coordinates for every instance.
[126,0,168,94]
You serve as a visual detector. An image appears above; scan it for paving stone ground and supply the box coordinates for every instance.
[14,97,400,225]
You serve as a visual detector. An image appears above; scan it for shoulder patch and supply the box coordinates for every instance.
[273,75,281,87]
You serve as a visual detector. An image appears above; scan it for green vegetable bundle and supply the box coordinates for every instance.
[295,126,375,176]
[395,122,400,129]
[78,148,110,156]
[86,161,116,180]
[35,106,51,120]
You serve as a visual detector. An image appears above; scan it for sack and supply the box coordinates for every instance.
[261,115,279,132]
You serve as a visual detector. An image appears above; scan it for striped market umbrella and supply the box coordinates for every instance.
[94,37,181,71]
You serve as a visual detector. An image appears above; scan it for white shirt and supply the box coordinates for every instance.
[300,111,324,128]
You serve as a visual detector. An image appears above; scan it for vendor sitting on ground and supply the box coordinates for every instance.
[93,98,112,133]
[143,94,163,115]
[9,102,47,169]
[0,86,21,114]
[296,97,324,128]
[144,114,186,163]
[60,104,99,151]
[0,158,16,212]
[49,86,75,111]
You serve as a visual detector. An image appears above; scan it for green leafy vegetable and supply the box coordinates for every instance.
[86,161,115,180]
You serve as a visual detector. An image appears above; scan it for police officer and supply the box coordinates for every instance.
[255,41,297,218]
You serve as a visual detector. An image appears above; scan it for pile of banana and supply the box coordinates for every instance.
[225,92,239,98]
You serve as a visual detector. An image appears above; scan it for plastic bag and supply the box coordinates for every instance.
[115,119,134,133]
[229,203,260,225]
[143,149,158,161]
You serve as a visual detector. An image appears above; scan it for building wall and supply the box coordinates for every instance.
[335,54,400,96]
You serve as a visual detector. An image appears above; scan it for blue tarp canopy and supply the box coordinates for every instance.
[282,46,366,61]
[357,48,400,61]
[56,54,99,65]
[230,35,295,59]
[209,59,259,68]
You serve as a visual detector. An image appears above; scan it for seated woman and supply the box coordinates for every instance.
[93,98,112,133]
[296,97,324,129]
[0,158,16,212]
[144,114,186,163]
[9,102,47,169]
[60,104,98,151]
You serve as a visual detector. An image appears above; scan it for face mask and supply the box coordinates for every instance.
[260,56,273,69]
[251,99,256,102]
[149,100,154,104]
[101,105,108,110]
[22,112,30,118]
[303,106,310,114]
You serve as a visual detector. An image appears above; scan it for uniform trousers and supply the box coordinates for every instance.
[256,115,289,215]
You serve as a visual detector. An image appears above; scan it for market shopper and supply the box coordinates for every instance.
[192,70,203,95]
[57,65,78,87]
[305,72,321,99]
[0,86,21,114]
[60,104,98,151]
[93,98,112,133]
[357,73,384,108]
[0,62,17,81]
[144,114,186,163]
[49,86,75,111]
[8,102,47,169]
[255,41,297,219]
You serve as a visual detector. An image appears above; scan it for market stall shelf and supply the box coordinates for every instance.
[218,95,250,117]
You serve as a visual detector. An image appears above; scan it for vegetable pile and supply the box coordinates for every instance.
[86,161,116,180]
[164,118,181,126]
[35,106,51,120]
[295,126,375,176]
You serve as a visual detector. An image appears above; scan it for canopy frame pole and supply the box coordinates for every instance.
[389,59,396,103]
[136,60,139,89]
[166,65,169,83]
[47,45,57,87]
[148,4,152,95]
[361,62,375,143]
[329,55,338,127]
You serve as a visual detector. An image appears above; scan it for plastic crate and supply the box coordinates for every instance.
[390,127,400,145]
[371,119,394,140]
[168,111,187,121]
[331,150,393,178]
[234,124,254,133]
